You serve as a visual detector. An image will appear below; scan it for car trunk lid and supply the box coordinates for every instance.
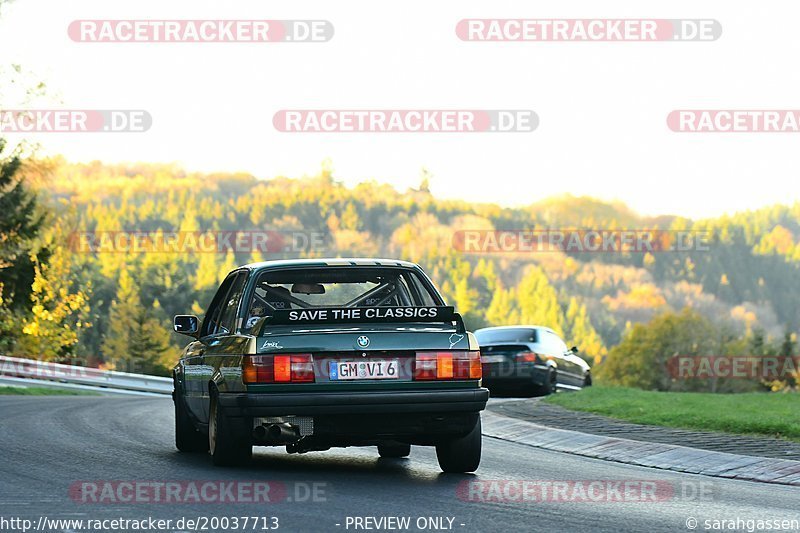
[255,322,471,384]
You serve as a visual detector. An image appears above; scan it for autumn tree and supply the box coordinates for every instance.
[15,230,91,361]
[128,300,179,376]
[485,286,517,326]
[596,309,752,392]
[0,139,46,315]
[218,250,237,283]
[12,156,800,367]
[514,265,564,335]
[193,246,220,290]
[768,330,798,391]
[563,296,607,365]
[101,270,174,375]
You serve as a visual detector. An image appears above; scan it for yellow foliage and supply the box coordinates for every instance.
[602,284,667,311]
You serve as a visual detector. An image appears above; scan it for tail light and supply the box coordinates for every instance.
[243,354,315,384]
[414,353,438,380]
[515,351,540,363]
[414,351,481,380]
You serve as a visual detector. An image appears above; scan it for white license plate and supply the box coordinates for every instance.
[481,355,506,363]
[329,360,399,380]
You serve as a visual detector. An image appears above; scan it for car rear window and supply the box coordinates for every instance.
[245,267,441,324]
[475,328,538,344]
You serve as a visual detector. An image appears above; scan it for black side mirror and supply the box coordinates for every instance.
[570,346,579,354]
[174,315,199,337]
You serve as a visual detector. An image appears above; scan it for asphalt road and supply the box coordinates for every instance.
[1,396,799,533]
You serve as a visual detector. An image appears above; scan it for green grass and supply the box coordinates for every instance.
[0,385,100,396]
[545,386,800,442]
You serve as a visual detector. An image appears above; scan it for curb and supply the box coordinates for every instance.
[482,410,800,487]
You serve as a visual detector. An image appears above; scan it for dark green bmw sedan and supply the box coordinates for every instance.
[172,258,489,472]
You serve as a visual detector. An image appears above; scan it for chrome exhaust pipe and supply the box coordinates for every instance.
[252,423,300,443]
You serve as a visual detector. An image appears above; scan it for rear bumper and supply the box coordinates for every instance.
[217,388,489,417]
[481,363,548,384]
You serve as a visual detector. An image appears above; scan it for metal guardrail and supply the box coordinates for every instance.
[0,355,173,395]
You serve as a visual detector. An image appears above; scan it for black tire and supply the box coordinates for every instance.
[583,373,592,388]
[174,390,208,452]
[546,369,557,394]
[435,418,482,473]
[534,368,557,396]
[378,443,411,458]
[209,393,252,466]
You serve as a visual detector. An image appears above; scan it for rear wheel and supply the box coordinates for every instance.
[209,393,252,466]
[378,442,411,458]
[546,369,557,394]
[534,368,557,396]
[174,390,208,452]
[435,418,482,473]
